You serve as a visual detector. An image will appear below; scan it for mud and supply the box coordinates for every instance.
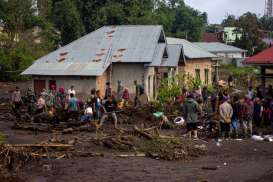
[0,82,273,182]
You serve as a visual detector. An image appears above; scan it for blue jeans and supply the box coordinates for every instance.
[80,115,92,122]
[231,118,240,136]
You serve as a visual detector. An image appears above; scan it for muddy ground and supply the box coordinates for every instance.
[0,82,273,182]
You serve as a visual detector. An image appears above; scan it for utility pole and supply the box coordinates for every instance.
[265,0,273,17]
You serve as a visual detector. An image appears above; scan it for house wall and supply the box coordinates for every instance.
[215,52,245,65]
[111,63,155,101]
[32,76,97,97]
[179,58,212,84]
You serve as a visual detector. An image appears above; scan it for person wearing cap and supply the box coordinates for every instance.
[219,96,233,138]
[182,93,201,139]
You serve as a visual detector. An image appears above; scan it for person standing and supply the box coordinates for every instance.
[228,75,233,88]
[182,94,201,139]
[117,81,123,100]
[219,97,233,138]
[210,92,217,113]
[247,86,255,100]
[68,93,79,120]
[104,82,112,99]
[122,87,130,106]
[99,95,118,129]
[202,86,209,111]
[231,96,240,138]
[68,85,76,99]
[95,90,102,119]
[253,98,263,127]
[87,89,97,120]
[240,96,254,137]
[134,80,143,107]
[11,86,22,117]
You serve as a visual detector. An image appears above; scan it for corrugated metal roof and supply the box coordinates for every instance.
[148,44,183,67]
[244,46,273,65]
[22,25,165,76]
[194,42,247,53]
[167,37,217,59]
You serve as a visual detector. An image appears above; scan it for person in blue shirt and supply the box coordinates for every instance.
[68,93,79,121]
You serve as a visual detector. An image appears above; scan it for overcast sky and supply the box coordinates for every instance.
[184,0,265,24]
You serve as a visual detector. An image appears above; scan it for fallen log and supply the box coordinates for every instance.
[133,125,153,139]
[2,143,73,148]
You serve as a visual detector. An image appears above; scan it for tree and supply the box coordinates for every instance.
[221,15,237,27]
[234,12,267,55]
[51,0,85,45]
[260,16,273,31]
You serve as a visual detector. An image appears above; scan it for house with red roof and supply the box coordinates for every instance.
[244,46,273,87]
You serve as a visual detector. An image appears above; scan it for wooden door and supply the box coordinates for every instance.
[34,80,46,95]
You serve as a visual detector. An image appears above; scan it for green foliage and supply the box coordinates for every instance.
[157,76,181,104]
[0,0,208,81]
[260,16,273,31]
[51,0,85,45]
[221,13,267,55]
[220,64,258,77]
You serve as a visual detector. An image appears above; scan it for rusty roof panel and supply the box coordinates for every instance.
[22,25,165,76]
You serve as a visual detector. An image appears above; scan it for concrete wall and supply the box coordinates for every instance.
[179,58,212,84]
[32,76,97,97]
[111,63,155,100]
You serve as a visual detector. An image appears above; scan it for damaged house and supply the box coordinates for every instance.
[22,25,184,100]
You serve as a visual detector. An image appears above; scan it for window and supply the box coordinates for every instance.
[204,69,209,85]
[195,69,200,80]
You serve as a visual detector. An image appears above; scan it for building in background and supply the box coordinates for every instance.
[223,27,242,44]
[244,46,273,88]
[194,42,247,67]
[22,25,184,101]
[167,38,218,85]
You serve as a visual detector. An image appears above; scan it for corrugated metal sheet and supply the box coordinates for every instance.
[167,37,217,59]
[148,44,183,67]
[22,25,165,76]
[194,42,247,53]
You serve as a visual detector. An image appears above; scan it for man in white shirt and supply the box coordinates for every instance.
[80,107,93,122]
[68,85,76,99]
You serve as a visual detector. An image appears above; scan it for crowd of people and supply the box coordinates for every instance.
[10,83,132,129]
[10,80,273,139]
[181,85,273,139]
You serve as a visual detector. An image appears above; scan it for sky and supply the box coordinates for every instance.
[184,0,265,24]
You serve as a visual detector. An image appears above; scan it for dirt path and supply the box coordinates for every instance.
[15,140,271,182]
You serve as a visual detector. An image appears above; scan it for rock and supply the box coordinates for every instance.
[42,164,51,172]
[62,128,73,134]
[193,144,207,152]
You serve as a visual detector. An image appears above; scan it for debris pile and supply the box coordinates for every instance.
[0,143,73,171]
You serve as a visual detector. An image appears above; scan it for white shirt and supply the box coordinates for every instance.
[85,107,93,115]
[68,89,76,99]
